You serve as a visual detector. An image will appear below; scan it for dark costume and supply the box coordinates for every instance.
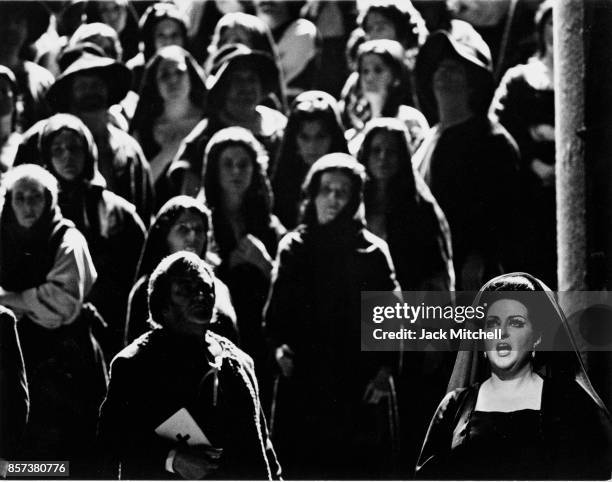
[264,155,400,478]
[272,90,349,230]
[416,273,612,480]
[413,22,522,287]
[38,114,146,360]
[125,196,237,346]
[357,118,454,291]
[0,176,107,475]
[0,307,28,461]
[97,329,281,480]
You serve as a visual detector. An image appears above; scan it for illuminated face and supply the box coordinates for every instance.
[10,178,47,228]
[315,170,352,225]
[50,129,86,182]
[364,11,397,41]
[484,299,540,374]
[166,210,207,255]
[296,119,332,166]
[154,19,184,52]
[156,55,191,102]
[218,144,254,200]
[360,53,395,94]
[367,130,401,183]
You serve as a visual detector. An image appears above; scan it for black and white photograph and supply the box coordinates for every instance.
[0,0,611,480]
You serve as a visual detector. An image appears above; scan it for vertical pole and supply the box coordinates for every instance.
[554,0,586,291]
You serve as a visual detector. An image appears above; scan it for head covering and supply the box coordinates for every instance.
[448,272,610,418]
[46,51,132,112]
[0,164,70,292]
[205,43,280,103]
[139,2,189,61]
[135,195,211,281]
[415,19,494,123]
[69,22,123,60]
[299,152,366,228]
[57,42,107,72]
[38,113,99,184]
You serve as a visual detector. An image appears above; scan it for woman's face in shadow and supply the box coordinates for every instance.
[156,55,191,103]
[218,144,254,201]
[367,130,401,183]
[315,170,353,225]
[296,119,332,166]
[484,299,540,374]
[10,178,47,228]
[166,210,207,255]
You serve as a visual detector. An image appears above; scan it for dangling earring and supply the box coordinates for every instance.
[483,352,488,359]
[531,348,536,359]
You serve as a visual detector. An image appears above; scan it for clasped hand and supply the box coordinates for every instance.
[172,445,223,480]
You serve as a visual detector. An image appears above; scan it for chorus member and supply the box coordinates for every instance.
[272,90,348,229]
[417,273,612,479]
[0,165,106,475]
[98,252,281,480]
[265,153,400,478]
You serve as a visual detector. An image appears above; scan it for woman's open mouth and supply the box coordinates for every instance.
[496,342,512,356]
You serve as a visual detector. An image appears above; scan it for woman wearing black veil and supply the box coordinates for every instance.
[416,273,612,480]
[125,195,237,347]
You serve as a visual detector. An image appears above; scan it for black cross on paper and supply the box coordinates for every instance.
[176,433,191,443]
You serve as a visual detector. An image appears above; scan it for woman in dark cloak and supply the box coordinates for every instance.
[264,153,401,479]
[0,164,106,476]
[357,117,453,291]
[272,90,348,230]
[199,127,285,375]
[416,273,612,480]
[38,113,146,360]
